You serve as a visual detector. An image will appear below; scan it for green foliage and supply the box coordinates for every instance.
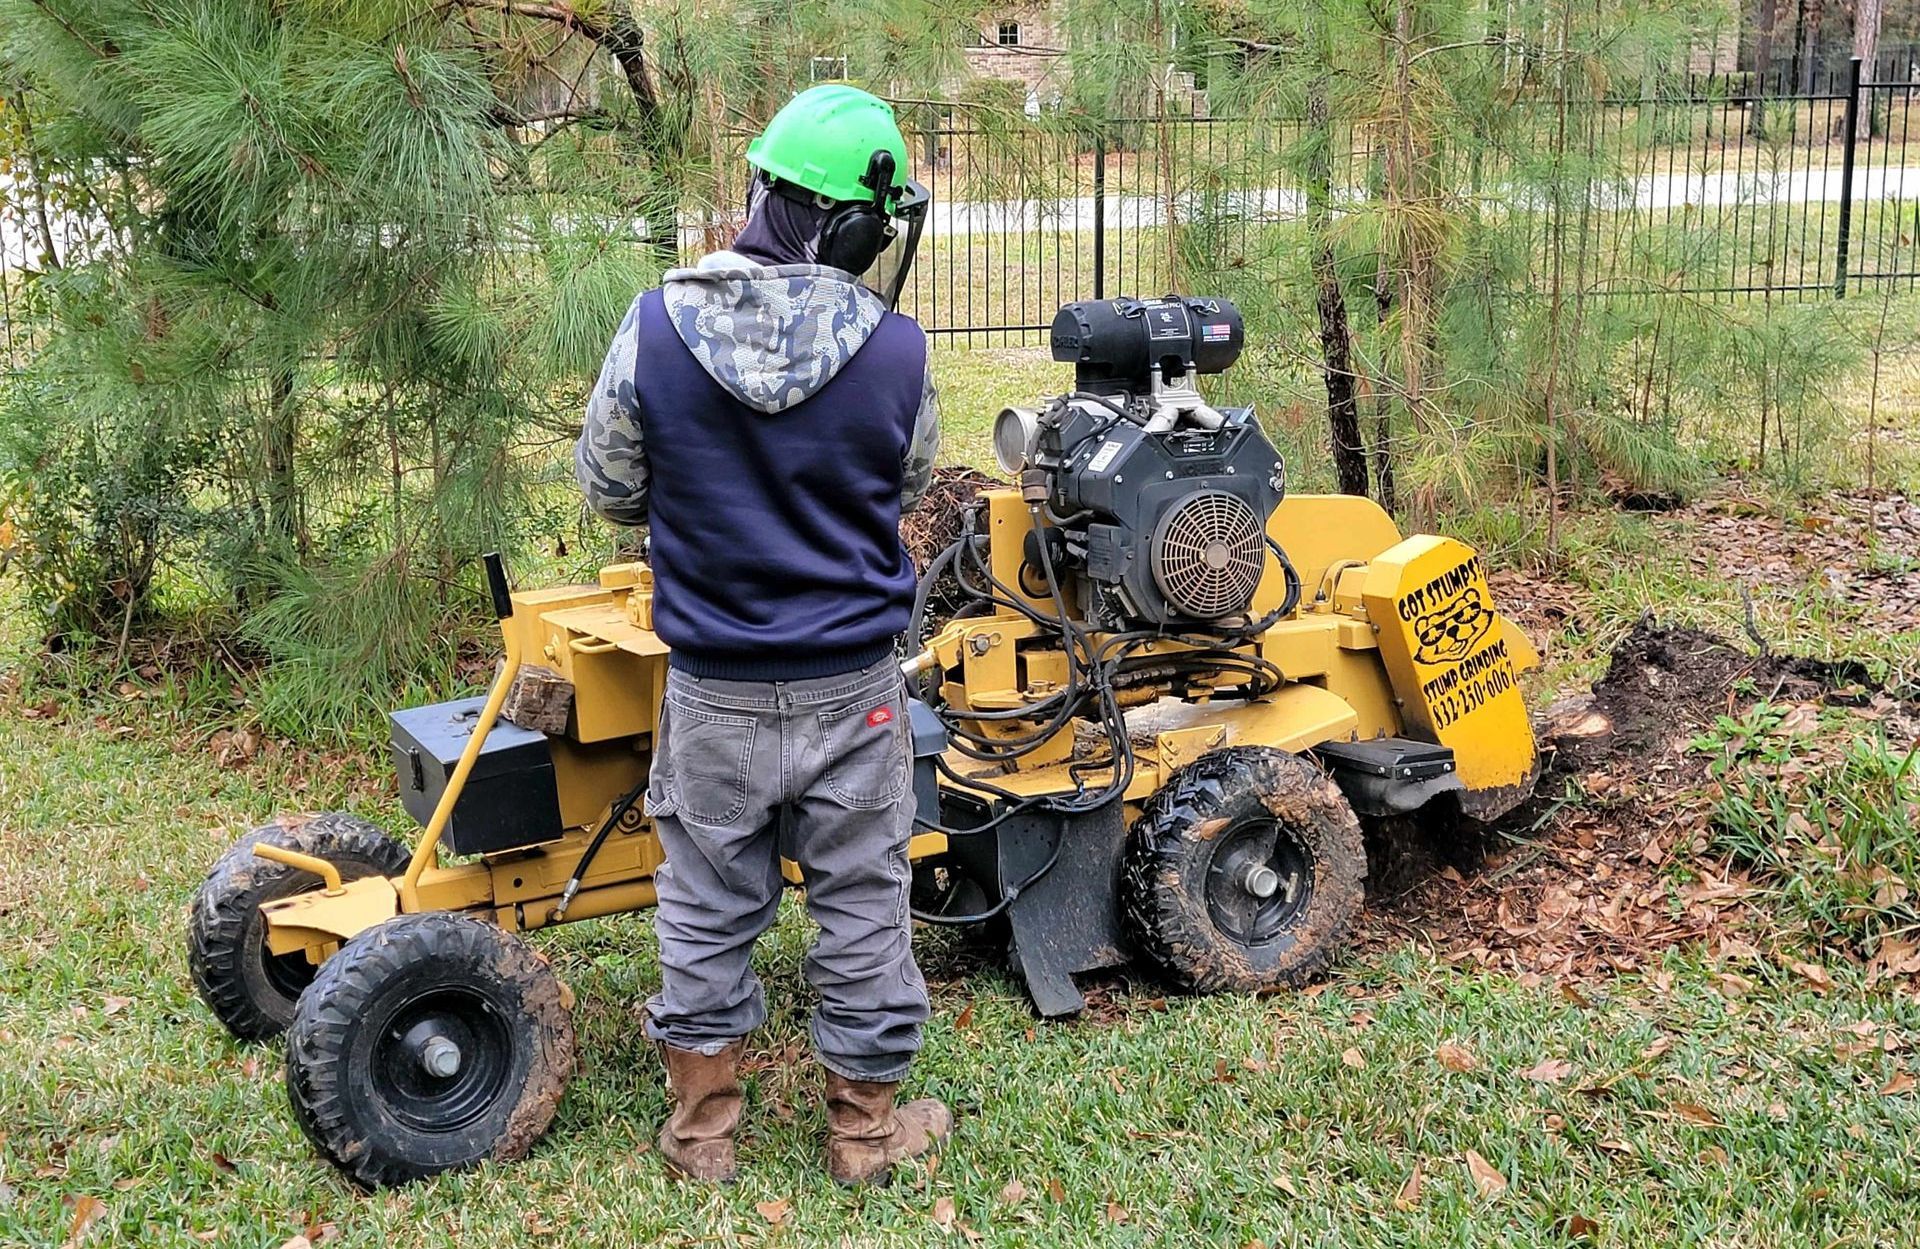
[0,0,1885,730]
[0,0,666,695]
[240,552,468,742]
[1692,705,1920,953]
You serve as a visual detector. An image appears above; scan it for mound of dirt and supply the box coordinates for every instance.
[902,465,1005,646]
[1548,618,1879,775]
[901,465,1004,572]
[1366,619,1909,983]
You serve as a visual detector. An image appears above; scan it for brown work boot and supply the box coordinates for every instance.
[657,1041,745,1182]
[824,1070,955,1186]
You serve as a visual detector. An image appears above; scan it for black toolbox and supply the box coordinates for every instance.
[389,696,563,856]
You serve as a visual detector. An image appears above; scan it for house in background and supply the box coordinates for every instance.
[957,3,1207,115]
[960,3,1068,110]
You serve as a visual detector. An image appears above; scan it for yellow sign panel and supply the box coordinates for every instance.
[1361,536,1538,796]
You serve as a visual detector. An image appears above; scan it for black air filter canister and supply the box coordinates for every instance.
[1049,296,1244,394]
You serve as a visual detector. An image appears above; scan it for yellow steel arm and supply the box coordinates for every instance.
[399,622,524,912]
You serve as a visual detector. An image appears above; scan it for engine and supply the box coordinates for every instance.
[992,296,1287,633]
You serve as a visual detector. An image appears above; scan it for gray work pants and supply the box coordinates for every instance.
[642,658,930,1082]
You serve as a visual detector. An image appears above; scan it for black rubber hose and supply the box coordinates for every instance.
[910,536,967,652]
[549,778,647,921]
[911,833,1065,926]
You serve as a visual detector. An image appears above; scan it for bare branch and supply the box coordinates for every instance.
[459,1,658,115]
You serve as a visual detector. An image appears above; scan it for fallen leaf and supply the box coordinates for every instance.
[1879,1071,1916,1096]
[954,1001,975,1030]
[755,1198,792,1226]
[1640,1036,1674,1061]
[101,996,131,1017]
[277,1238,312,1249]
[1597,1139,1632,1155]
[0,1179,14,1208]
[1464,1150,1507,1199]
[1104,1200,1128,1224]
[1341,1047,1365,1069]
[1671,1101,1721,1127]
[1519,1058,1574,1083]
[1776,703,1820,735]
[1790,961,1833,993]
[931,1196,956,1230]
[1047,1177,1066,1204]
[999,1179,1027,1205]
[1393,1160,1423,1211]
[62,1196,107,1248]
[1271,1173,1299,1198]
[1713,972,1754,998]
[1561,1214,1600,1239]
[1436,1043,1479,1073]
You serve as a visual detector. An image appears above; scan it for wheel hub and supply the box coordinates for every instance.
[1239,862,1281,899]
[1205,817,1314,947]
[372,990,513,1133]
[418,1033,464,1079]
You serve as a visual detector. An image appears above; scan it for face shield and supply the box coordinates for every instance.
[867,177,929,310]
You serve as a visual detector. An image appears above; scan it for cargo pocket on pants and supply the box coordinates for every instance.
[662,697,756,825]
[818,686,910,810]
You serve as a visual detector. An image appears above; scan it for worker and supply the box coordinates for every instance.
[574,85,946,1186]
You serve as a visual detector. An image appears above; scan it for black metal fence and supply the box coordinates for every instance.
[9,61,1920,359]
[886,61,1920,344]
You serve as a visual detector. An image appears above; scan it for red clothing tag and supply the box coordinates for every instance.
[866,706,894,728]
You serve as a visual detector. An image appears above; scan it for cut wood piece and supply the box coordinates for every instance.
[501,663,574,735]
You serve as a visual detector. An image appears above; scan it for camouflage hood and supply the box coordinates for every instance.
[660,252,887,414]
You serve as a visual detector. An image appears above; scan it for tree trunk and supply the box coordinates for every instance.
[1853,0,1884,137]
[1307,76,1368,497]
[1797,0,1823,96]
[1385,0,1438,434]
[1542,0,1571,558]
[1751,0,1779,136]
[1372,258,1398,515]
[264,365,301,548]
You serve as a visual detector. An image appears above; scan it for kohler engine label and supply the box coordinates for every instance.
[1087,439,1125,473]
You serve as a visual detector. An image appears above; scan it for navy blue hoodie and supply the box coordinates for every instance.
[576,255,940,680]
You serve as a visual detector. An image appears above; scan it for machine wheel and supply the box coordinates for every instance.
[189,812,411,1042]
[285,912,575,1189]
[1122,747,1366,995]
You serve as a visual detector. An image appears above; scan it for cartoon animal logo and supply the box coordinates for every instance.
[1411,586,1492,665]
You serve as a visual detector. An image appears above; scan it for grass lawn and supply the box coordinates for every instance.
[2,707,1918,1248]
[3,341,1919,1245]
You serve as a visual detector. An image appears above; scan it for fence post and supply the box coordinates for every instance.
[1092,129,1106,300]
[1835,55,1862,299]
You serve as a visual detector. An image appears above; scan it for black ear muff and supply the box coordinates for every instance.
[817,204,891,277]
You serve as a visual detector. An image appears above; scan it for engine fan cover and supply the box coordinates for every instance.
[1149,489,1266,619]
[1045,401,1286,630]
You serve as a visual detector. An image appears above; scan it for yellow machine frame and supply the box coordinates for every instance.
[257,489,1538,966]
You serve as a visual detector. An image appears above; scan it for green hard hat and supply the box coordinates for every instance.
[746,84,910,206]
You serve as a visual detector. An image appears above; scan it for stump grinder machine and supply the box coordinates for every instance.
[188,295,1541,1187]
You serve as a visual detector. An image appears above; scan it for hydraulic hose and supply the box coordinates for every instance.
[548,777,647,923]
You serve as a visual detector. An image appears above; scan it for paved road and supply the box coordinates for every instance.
[10,165,1920,269]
